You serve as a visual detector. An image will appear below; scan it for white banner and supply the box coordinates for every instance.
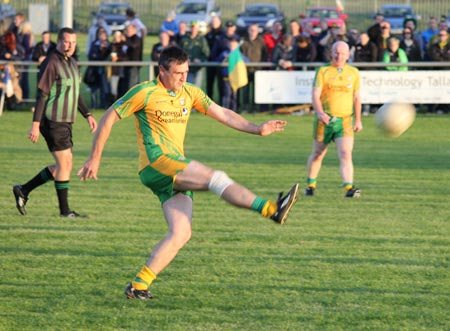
[255,70,450,104]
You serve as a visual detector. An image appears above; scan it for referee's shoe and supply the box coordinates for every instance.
[271,183,299,224]
[13,185,28,215]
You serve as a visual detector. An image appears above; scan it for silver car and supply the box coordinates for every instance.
[174,0,221,35]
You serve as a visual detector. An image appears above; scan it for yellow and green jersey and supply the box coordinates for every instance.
[313,63,360,117]
[113,77,212,171]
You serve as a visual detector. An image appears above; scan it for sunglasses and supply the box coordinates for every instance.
[439,34,447,37]
[381,26,389,29]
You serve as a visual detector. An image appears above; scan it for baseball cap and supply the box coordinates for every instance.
[225,21,235,28]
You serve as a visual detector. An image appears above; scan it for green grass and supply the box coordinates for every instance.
[0,111,449,331]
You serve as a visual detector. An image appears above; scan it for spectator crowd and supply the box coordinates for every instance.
[0,9,449,113]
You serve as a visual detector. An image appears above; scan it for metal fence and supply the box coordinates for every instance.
[4,60,450,104]
[11,0,450,33]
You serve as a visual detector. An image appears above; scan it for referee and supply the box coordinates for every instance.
[13,27,97,217]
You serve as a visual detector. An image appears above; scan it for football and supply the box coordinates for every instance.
[375,103,416,137]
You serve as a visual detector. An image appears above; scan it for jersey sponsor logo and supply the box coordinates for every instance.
[155,109,188,124]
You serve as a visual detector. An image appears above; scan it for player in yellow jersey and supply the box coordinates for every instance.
[305,41,363,198]
[78,46,299,300]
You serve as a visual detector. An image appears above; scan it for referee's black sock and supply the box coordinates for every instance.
[22,167,54,195]
[55,181,70,215]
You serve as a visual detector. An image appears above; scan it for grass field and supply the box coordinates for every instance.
[0,110,449,331]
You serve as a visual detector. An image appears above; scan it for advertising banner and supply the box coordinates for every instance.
[255,70,450,104]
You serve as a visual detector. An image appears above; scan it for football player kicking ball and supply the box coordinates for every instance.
[78,46,299,300]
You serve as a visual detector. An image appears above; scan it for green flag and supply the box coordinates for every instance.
[228,47,248,93]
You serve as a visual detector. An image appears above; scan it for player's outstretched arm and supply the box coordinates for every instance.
[206,102,286,136]
[78,107,120,181]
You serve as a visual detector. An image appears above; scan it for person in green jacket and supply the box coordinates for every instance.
[383,37,408,71]
[179,20,210,87]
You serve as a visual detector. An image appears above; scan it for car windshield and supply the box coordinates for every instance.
[99,4,129,15]
[244,6,278,17]
[176,3,207,15]
[308,9,338,19]
[380,7,413,18]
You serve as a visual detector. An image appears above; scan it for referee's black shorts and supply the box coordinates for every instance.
[40,116,73,152]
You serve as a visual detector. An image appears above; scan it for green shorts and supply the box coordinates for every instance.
[139,154,194,204]
[313,115,354,144]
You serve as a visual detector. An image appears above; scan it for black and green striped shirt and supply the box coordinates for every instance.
[33,50,90,123]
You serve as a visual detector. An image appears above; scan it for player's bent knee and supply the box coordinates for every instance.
[208,170,234,197]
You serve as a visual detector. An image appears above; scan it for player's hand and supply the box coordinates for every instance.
[28,122,41,143]
[77,159,100,181]
[354,120,363,132]
[87,115,98,133]
[259,120,287,136]
[317,112,330,125]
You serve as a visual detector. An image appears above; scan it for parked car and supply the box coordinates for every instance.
[375,4,421,35]
[236,3,285,35]
[174,0,221,35]
[93,2,131,32]
[299,6,348,33]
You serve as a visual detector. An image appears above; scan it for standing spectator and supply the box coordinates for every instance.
[428,28,450,61]
[383,37,408,71]
[288,19,302,42]
[353,32,378,115]
[319,25,347,62]
[375,20,392,61]
[122,23,142,92]
[272,34,295,70]
[88,29,112,108]
[0,30,26,107]
[9,12,26,38]
[294,35,317,62]
[0,31,26,61]
[426,20,449,58]
[403,17,423,58]
[205,15,223,99]
[421,17,439,60]
[263,21,283,62]
[179,21,210,87]
[17,20,34,100]
[151,31,171,77]
[211,21,237,105]
[110,30,127,101]
[302,21,317,40]
[314,19,330,61]
[367,12,384,45]
[31,31,57,82]
[240,23,268,112]
[12,27,97,218]
[215,34,245,111]
[347,28,359,50]
[0,31,25,110]
[400,27,422,63]
[86,15,111,56]
[126,8,147,59]
[126,8,147,39]
[174,21,188,46]
[160,10,179,43]
[305,41,362,198]
[427,28,450,113]
[353,32,378,63]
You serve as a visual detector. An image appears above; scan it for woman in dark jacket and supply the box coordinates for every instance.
[400,27,423,64]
